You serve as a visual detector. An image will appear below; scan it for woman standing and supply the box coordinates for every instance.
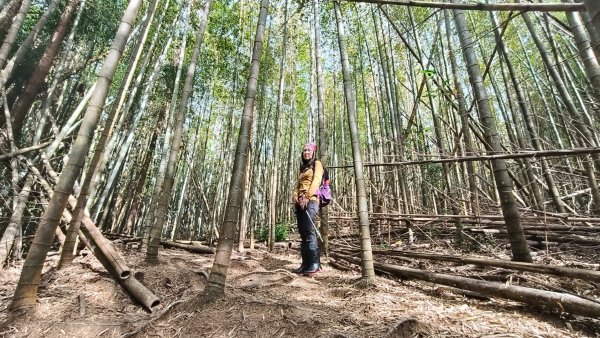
[291,142,323,275]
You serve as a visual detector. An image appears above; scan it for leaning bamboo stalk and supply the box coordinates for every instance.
[0,0,60,89]
[0,0,31,71]
[25,157,132,279]
[205,0,269,296]
[147,0,211,260]
[59,0,162,268]
[333,252,600,318]
[334,0,375,284]
[367,250,600,283]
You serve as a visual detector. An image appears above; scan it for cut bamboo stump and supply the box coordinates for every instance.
[67,195,131,279]
[60,209,159,311]
[88,233,159,311]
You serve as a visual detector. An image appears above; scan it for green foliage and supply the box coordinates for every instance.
[256,222,289,242]
[76,0,126,46]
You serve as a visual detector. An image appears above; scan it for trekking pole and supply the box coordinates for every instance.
[305,210,324,242]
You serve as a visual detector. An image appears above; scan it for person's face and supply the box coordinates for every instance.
[303,147,314,160]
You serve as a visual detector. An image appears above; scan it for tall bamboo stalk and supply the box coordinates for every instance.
[206,0,269,297]
[451,2,531,262]
[58,0,161,268]
[334,0,375,284]
[268,0,288,251]
[147,0,211,260]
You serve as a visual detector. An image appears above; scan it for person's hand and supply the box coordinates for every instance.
[292,195,299,204]
[298,195,309,209]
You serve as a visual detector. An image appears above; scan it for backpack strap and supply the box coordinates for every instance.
[309,160,324,197]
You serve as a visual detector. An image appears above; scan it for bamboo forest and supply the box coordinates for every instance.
[2,0,600,336]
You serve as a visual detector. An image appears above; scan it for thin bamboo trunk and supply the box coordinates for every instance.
[171,112,203,241]
[205,0,269,297]
[123,125,158,236]
[334,1,375,285]
[268,0,288,251]
[522,12,600,212]
[314,0,329,256]
[452,2,531,262]
[10,0,78,138]
[141,6,189,249]
[0,0,60,92]
[443,11,479,215]
[147,0,211,261]
[0,0,30,71]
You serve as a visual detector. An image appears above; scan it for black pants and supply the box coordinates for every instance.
[296,201,320,270]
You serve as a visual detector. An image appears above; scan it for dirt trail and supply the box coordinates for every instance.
[0,246,598,337]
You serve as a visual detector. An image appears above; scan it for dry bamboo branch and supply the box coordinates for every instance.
[0,141,52,161]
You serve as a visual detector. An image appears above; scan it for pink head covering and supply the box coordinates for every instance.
[304,142,318,153]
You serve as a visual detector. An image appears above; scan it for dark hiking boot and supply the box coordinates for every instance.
[302,263,321,276]
[292,264,308,274]
[293,243,309,274]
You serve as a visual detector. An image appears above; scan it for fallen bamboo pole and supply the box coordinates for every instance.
[332,252,600,318]
[159,240,214,254]
[106,236,216,254]
[367,250,600,283]
[464,228,600,246]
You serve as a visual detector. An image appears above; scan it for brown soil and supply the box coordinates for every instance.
[0,244,599,338]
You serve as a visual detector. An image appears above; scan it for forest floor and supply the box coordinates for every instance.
[1,239,600,338]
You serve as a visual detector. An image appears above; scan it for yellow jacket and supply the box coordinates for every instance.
[292,160,324,202]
